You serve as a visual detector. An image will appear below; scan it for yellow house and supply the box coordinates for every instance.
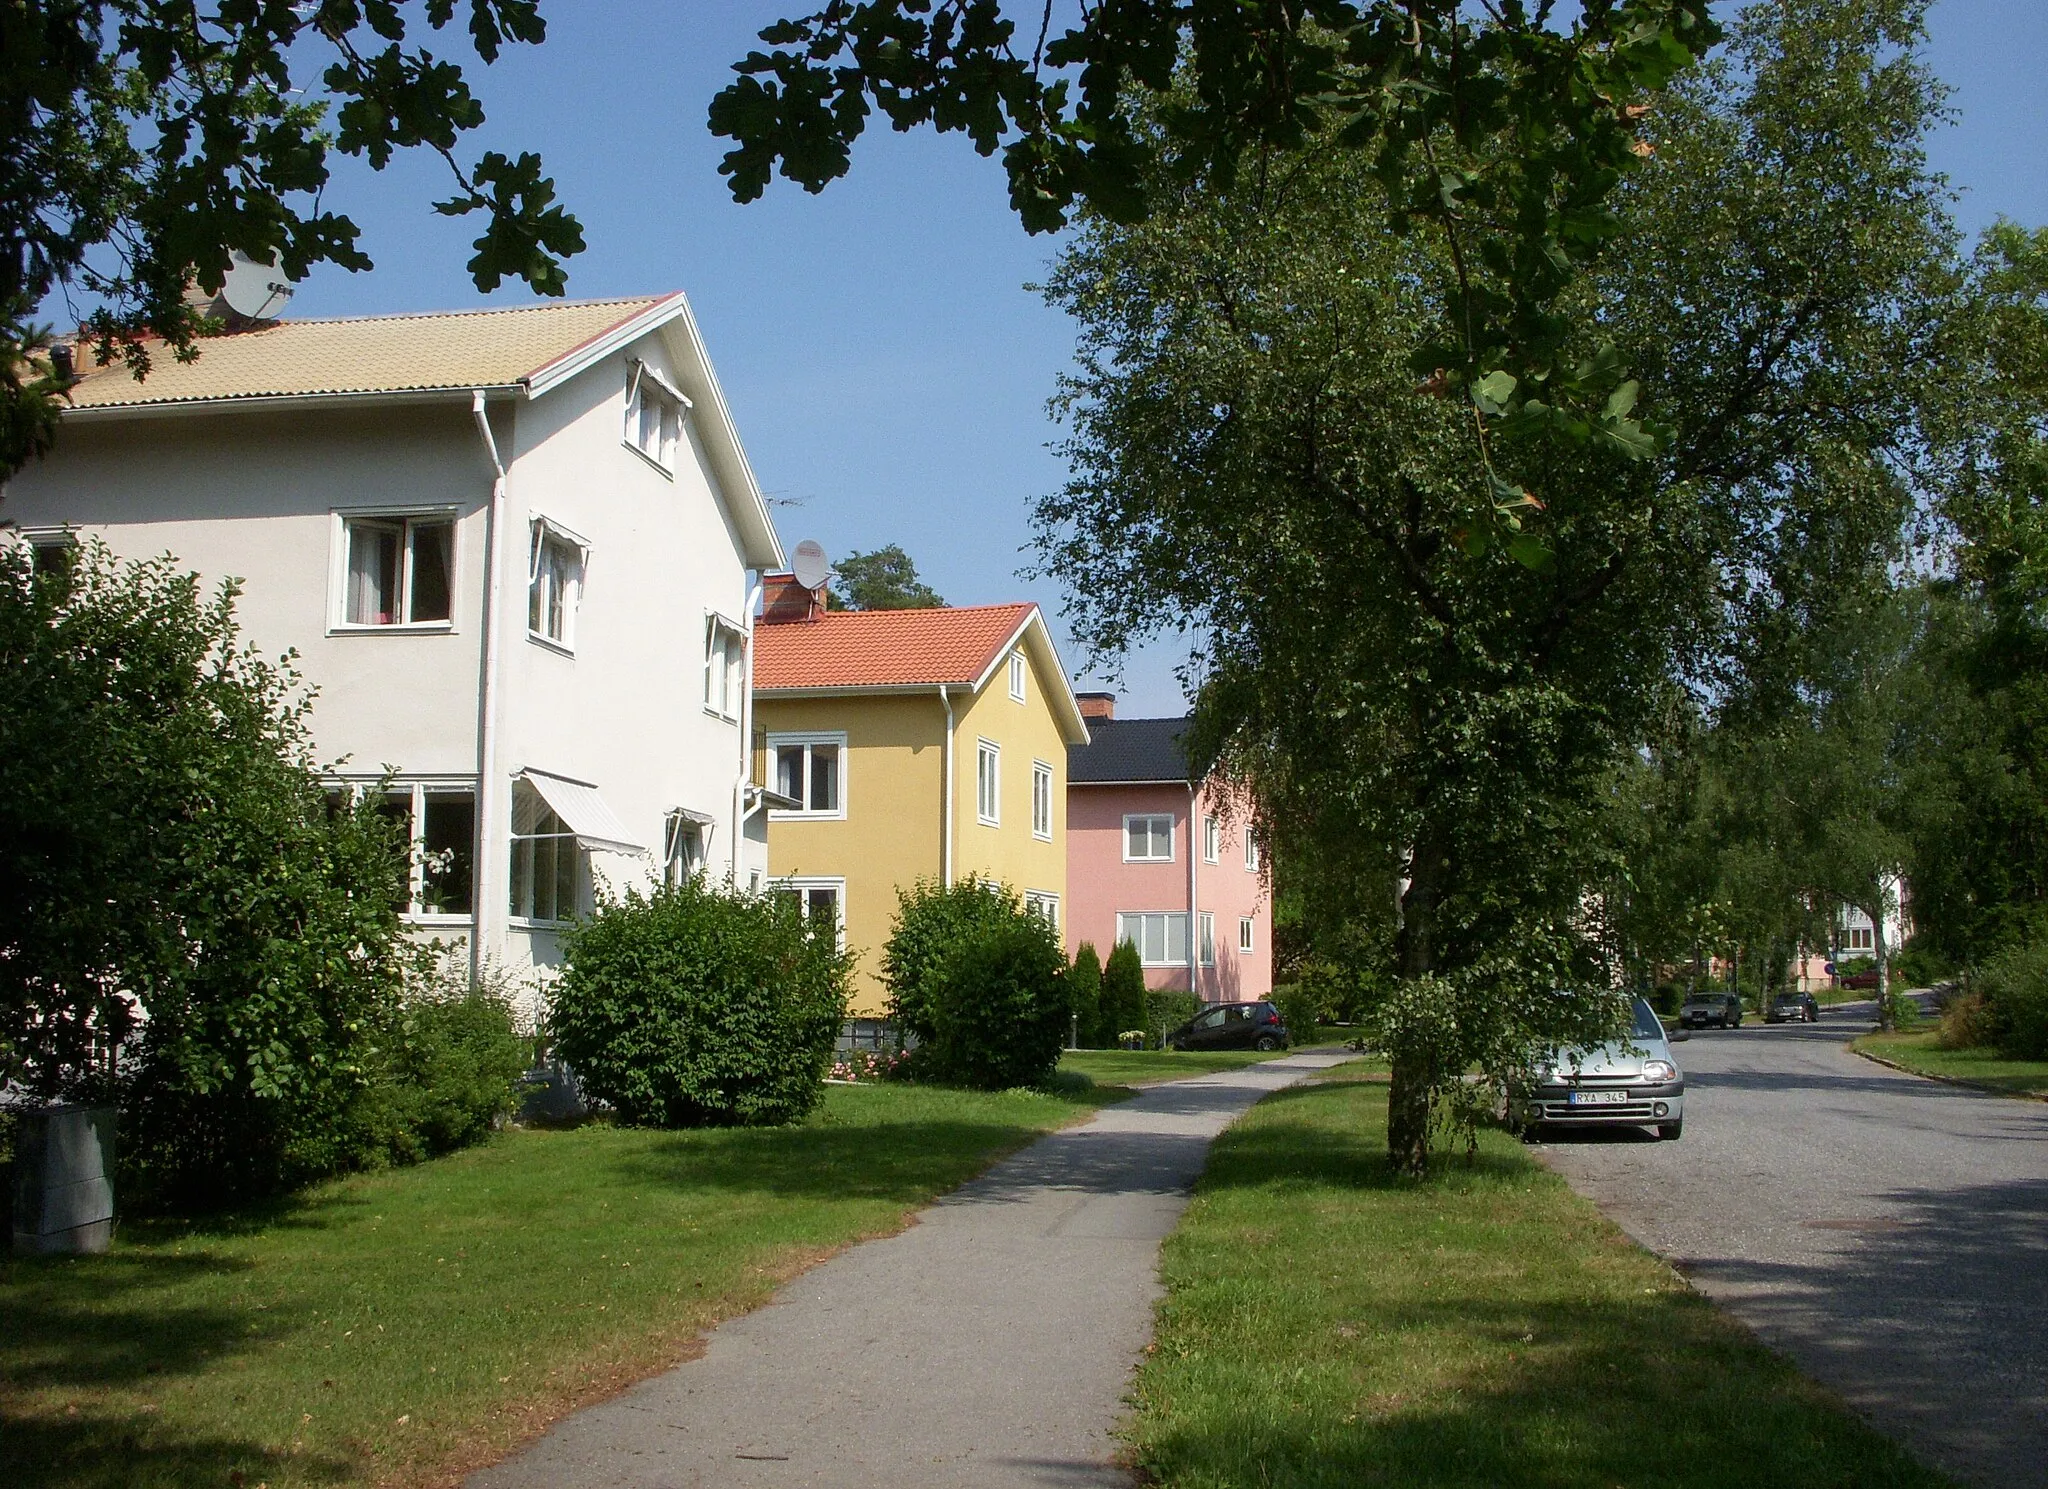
[751,575,1091,1013]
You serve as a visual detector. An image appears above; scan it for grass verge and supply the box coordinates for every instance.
[1126,1070,1947,1488]
[1852,1030,2048,1099]
[1061,1047,1313,1086]
[0,1079,1121,1489]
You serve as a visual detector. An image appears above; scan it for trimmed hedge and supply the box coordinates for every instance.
[550,880,850,1127]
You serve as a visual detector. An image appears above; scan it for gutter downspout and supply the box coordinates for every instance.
[1188,782,1200,997]
[470,390,509,988]
[732,574,764,884]
[939,686,956,887]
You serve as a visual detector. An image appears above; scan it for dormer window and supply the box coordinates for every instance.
[624,362,688,472]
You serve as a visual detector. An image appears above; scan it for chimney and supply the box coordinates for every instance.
[760,572,825,623]
[1076,692,1116,721]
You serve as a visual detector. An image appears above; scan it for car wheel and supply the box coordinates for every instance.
[1253,1034,1281,1052]
[1658,1119,1683,1141]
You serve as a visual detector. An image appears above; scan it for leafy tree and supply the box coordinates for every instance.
[550,879,851,1127]
[1035,0,1956,1171]
[1067,941,1104,1048]
[2,0,581,480]
[0,540,427,1204]
[827,544,945,610]
[716,1,1720,532]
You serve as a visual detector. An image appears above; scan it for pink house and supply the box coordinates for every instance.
[1065,695,1273,1001]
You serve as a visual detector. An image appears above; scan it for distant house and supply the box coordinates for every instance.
[1,293,785,993]
[1065,695,1272,1001]
[750,575,1091,1013]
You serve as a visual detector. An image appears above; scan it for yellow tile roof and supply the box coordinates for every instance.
[63,295,673,409]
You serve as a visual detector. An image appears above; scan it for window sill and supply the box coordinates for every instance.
[1033,831,1054,844]
[703,705,740,725]
[621,439,677,480]
[405,913,476,928]
[1124,856,1174,865]
[509,917,570,931]
[768,809,846,822]
[328,621,456,637]
[527,631,576,658]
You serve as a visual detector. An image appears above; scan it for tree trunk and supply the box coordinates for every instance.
[1872,893,1894,1032]
[1387,846,1439,1178]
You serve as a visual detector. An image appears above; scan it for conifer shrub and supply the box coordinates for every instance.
[1101,940,1148,1043]
[1068,942,1105,1047]
[550,880,850,1126]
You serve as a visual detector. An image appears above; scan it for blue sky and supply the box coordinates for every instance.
[278,1,2045,717]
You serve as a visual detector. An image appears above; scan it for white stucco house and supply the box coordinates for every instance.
[1,293,785,992]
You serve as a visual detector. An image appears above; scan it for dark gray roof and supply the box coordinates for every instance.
[1068,716,1192,785]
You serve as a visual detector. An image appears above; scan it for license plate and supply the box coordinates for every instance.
[1567,1089,1628,1105]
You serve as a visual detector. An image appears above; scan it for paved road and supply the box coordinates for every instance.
[1536,1006,2048,1488]
[471,1052,1358,1489]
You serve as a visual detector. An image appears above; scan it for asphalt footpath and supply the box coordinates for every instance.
[469,1051,1358,1489]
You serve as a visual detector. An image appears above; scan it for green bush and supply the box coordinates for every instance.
[1974,939,2048,1060]
[1068,942,1105,1047]
[1298,958,1376,1024]
[1650,981,1685,1016]
[921,914,1070,1088]
[1892,942,1952,990]
[1274,984,1318,1046]
[550,879,850,1127]
[0,542,430,1208]
[1145,989,1201,1048]
[376,964,530,1161]
[1102,940,1148,1041]
[882,875,1022,1039]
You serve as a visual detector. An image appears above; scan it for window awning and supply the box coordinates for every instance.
[521,769,645,855]
[668,806,719,827]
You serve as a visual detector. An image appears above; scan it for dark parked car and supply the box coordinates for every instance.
[1167,1000,1289,1052]
[1839,968,1881,990]
[1679,990,1743,1029]
[1768,990,1820,1023]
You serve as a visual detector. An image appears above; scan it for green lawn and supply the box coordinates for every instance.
[1060,1046,1319,1086]
[0,1080,1123,1489]
[1125,1070,1947,1488]
[1852,1030,2048,1099]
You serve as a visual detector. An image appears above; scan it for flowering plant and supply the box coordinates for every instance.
[828,1049,911,1084]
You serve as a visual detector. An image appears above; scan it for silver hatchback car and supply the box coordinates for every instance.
[1516,996,1687,1140]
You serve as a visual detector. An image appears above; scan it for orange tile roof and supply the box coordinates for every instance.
[754,603,1037,691]
[62,295,673,409]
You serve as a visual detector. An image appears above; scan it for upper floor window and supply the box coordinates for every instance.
[1032,760,1054,841]
[1125,813,1174,862]
[1009,652,1027,702]
[1203,815,1220,862]
[1244,828,1261,872]
[624,362,686,472]
[528,520,586,650]
[342,513,452,627]
[771,733,845,818]
[705,615,746,720]
[977,739,1001,826]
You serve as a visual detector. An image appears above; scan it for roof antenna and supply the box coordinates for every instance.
[791,539,830,619]
[217,251,295,327]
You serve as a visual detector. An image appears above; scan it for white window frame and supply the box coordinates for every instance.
[1009,651,1027,702]
[623,360,690,475]
[663,811,713,886]
[508,780,586,928]
[1124,813,1175,863]
[977,738,1001,827]
[330,777,477,923]
[1031,760,1054,841]
[1244,827,1261,872]
[1239,916,1256,954]
[771,876,847,951]
[14,526,76,578]
[703,612,747,722]
[1116,911,1190,967]
[1199,911,1216,967]
[1025,889,1060,931]
[1203,815,1220,863]
[330,506,460,633]
[768,732,848,820]
[527,515,589,654]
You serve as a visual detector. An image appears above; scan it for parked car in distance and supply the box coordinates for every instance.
[1768,990,1820,1023]
[1839,968,1881,990]
[1679,990,1743,1029]
[1166,1000,1289,1053]
[1515,996,1687,1141]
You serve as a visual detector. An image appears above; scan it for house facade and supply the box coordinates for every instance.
[1065,696,1273,1001]
[1,294,784,998]
[750,577,1091,1012]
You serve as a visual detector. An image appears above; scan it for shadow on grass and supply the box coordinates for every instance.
[0,1409,352,1489]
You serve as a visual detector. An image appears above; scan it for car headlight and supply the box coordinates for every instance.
[1641,1059,1676,1083]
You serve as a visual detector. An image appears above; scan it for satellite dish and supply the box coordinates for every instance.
[791,540,830,591]
[218,252,294,321]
